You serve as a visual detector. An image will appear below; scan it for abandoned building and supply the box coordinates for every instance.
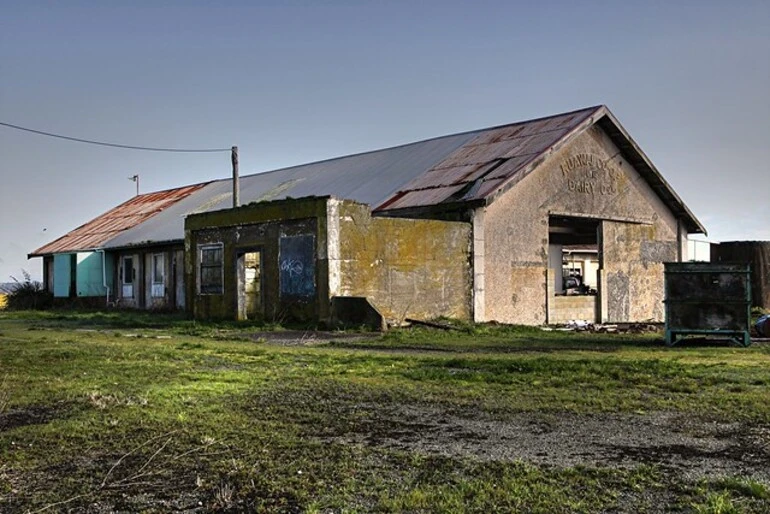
[30,105,705,326]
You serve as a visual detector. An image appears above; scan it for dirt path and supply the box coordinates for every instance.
[246,330,379,346]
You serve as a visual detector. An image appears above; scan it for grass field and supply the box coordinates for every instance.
[1,310,769,513]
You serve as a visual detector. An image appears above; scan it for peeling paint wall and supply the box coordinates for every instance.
[482,126,679,324]
[335,200,472,324]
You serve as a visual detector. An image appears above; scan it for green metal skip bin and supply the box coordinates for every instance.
[664,262,752,347]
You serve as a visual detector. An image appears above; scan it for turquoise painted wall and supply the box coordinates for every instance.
[53,254,72,297]
[76,252,111,297]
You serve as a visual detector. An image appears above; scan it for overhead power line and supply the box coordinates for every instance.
[0,121,231,153]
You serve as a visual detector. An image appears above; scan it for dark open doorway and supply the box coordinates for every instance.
[237,250,263,321]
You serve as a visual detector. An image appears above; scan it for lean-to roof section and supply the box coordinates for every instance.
[29,183,209,256]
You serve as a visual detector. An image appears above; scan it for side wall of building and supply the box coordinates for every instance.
[482,125,680,324]
[331,200,472,324]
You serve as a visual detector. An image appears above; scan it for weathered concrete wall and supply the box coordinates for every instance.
[185,197,329,321]
[333,200,472,324]
[482,125,679,324]
[601,221,675,322]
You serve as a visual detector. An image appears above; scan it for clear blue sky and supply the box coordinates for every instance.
[1,0,768,281]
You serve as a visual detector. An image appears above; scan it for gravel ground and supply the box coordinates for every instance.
[247,331,770,482]
[325,404,770,482]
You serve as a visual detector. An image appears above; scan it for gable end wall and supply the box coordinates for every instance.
[482,125,680,324]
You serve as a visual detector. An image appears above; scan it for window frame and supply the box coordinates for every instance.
[198,243,224,295]
[121,255,134,298]
[151,253,165,298]
[151,253,164,285]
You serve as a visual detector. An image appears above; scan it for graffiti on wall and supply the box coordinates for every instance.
[279,234,315,297]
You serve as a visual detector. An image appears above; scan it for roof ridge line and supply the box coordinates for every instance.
[204,106,607,184]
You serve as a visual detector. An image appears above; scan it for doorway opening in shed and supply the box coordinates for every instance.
[236,250,263,321]
[547,215,600,323]
[121,256,134,299]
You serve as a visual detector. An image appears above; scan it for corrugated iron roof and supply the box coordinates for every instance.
[32,105,705,256]
[30,183,208,256]
[102,131,480,249]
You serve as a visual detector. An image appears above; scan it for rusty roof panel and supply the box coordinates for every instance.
[466,112,588,147]
[467,178,506,201]
[381,185,466,210]
[485,155,537,180]
[31,183,208,255]
[377,107,601,212]
[435,141,521,169]
[402,163,491,190]
[501,131,567,158]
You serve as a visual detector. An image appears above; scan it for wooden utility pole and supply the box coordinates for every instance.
[231,146,239,208]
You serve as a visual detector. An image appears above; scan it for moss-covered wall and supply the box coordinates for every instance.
[482,126,679,324]
[333,200,472,324]
[185,197,330,321]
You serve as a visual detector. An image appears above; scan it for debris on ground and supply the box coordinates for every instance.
[542,321,661,334]
[404,318,461,331]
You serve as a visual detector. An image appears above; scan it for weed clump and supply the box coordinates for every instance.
[6,271,52,310]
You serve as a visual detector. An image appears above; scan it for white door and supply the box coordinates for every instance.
[121,256,134,298]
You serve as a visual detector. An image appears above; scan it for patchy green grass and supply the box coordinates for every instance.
[1,310,769,512]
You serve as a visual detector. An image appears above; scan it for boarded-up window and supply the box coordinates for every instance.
[199,244,223,295]
[279,235,315,297]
